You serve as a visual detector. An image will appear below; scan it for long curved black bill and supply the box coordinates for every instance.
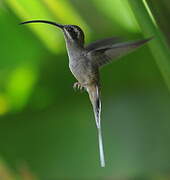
[20,20,64,29]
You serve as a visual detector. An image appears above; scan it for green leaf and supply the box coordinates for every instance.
[128,0,170,90]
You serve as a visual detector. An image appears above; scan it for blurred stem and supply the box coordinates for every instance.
[128,0,170,90]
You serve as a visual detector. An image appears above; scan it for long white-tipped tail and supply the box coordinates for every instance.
[87,85,105,167]
[97,125,105,167]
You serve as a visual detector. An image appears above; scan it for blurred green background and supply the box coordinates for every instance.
[1,0,170,179]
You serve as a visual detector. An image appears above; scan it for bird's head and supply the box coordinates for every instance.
[62,25,85,46]
[20,20,85,47]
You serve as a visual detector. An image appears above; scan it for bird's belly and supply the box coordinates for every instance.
[69,61,95,85]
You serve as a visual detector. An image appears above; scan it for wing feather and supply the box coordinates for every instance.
[87,37,153,67]
[85,36,122,52]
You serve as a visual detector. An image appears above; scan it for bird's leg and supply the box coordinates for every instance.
[73,82,84,91]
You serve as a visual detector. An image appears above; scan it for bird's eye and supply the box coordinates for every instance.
[67,27,71,31]
[67,26,78,39]
[67,26,74,32]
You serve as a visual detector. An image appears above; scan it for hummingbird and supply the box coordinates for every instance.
[20,20,152,167]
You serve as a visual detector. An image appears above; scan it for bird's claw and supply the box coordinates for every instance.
[73,82,84,91]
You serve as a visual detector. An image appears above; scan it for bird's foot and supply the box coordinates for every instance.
[73,82,84,91]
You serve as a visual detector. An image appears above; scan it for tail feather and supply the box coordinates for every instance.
[87,85,105,167]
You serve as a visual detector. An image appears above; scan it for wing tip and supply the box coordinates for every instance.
[142,36,154,43]
[134,36,154,47]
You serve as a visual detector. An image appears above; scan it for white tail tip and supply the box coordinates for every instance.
[98,127,105,167]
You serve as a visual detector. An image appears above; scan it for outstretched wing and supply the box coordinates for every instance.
[85,36,122,52]
[87,37,153,67]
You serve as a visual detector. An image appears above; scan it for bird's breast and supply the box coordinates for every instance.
[69,57,97,85]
